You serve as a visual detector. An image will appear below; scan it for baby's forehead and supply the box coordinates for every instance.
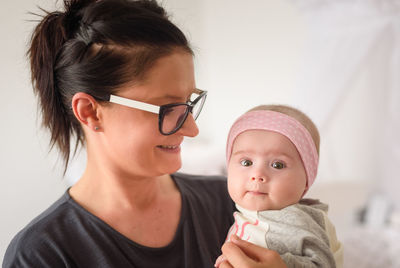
[233,129,291,144]
[231,130,298,155]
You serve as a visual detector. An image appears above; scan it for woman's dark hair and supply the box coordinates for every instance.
[28,0,192,171]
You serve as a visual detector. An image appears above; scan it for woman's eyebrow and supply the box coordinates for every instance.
[150,90,195,103]
[148,94,186,103]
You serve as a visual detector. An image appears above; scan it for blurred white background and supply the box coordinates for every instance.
[1,0,399,266]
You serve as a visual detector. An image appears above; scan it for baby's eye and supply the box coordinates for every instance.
[271,161,285,169]
[240,159,253,167]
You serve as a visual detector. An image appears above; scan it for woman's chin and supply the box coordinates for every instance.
[163,159,182,174]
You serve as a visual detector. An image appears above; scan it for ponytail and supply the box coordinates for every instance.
[28,1,92,172]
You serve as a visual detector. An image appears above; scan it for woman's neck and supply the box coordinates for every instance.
[69,159,182,247]
[69,160,175,214]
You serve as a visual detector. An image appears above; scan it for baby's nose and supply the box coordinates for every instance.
[251,176,266,183]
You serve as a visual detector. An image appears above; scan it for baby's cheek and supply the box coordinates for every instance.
[280,185,303,204]
[227,180,243,203]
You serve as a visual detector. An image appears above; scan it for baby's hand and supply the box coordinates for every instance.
[214,254,227,267]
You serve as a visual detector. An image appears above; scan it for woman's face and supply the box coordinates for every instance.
[99,51,198,178]
[227,130,307,211]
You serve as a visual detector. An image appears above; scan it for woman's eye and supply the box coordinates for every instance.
[163,107,174,116]
[271,161,285,169]
[240,159,253,167]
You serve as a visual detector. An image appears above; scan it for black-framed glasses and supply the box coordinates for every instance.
[108,88,207,135]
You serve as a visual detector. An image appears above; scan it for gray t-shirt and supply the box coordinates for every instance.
[3,173,235,268]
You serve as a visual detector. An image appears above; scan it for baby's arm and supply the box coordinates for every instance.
[279,234,336,268]
[263,202,338,268]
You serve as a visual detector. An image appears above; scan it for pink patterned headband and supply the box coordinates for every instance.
[226,110,319,190]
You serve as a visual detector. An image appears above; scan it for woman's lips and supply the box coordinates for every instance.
[157,144,181,153]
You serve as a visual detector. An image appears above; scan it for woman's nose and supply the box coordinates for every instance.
[176,113,199,137]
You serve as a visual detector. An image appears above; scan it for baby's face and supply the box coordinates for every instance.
[227,129,307,211]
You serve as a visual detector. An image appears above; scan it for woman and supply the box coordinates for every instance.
[3,0,287,267]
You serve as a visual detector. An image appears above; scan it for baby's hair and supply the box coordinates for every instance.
[248,105,320,154]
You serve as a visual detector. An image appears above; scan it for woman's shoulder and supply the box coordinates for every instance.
[9,192,72,240]
[3,191,85,267]
[3,192,93,267]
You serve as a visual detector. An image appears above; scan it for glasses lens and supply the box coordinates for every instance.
[191,93,206,120]
[161,105,188,134]
[159,91,207,135]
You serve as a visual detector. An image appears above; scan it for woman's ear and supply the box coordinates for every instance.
[71,92,102,131]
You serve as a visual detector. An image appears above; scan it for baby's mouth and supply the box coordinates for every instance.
[247,190,268,196]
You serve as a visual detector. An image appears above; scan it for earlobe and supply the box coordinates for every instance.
[71,92,101,131]
[302,185,309,197]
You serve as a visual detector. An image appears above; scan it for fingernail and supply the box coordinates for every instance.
[231,235,240,243]
[214,256,225,267]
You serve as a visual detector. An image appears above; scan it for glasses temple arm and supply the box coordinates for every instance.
[109,95,160,114]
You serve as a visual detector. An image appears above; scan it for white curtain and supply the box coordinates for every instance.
[290,0,400,209]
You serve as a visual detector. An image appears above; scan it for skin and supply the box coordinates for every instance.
[227,129,307,211]
[69,51,198,247]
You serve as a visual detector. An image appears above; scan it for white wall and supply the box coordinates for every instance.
[0,0,68,262]
[0,0,386,262]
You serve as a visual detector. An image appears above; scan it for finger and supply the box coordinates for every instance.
[231,235,287,267]
[221,241,257,267]
[230,235,278,262]
[219,260,234,268]
[215,255,226,267]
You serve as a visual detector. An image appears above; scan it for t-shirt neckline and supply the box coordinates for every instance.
[65,173,186,251]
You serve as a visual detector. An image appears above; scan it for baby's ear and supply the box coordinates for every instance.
[301,184,309,198]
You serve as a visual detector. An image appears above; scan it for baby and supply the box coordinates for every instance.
[216,105,342,268]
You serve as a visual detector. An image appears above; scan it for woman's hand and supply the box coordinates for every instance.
[218,235,288,268]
